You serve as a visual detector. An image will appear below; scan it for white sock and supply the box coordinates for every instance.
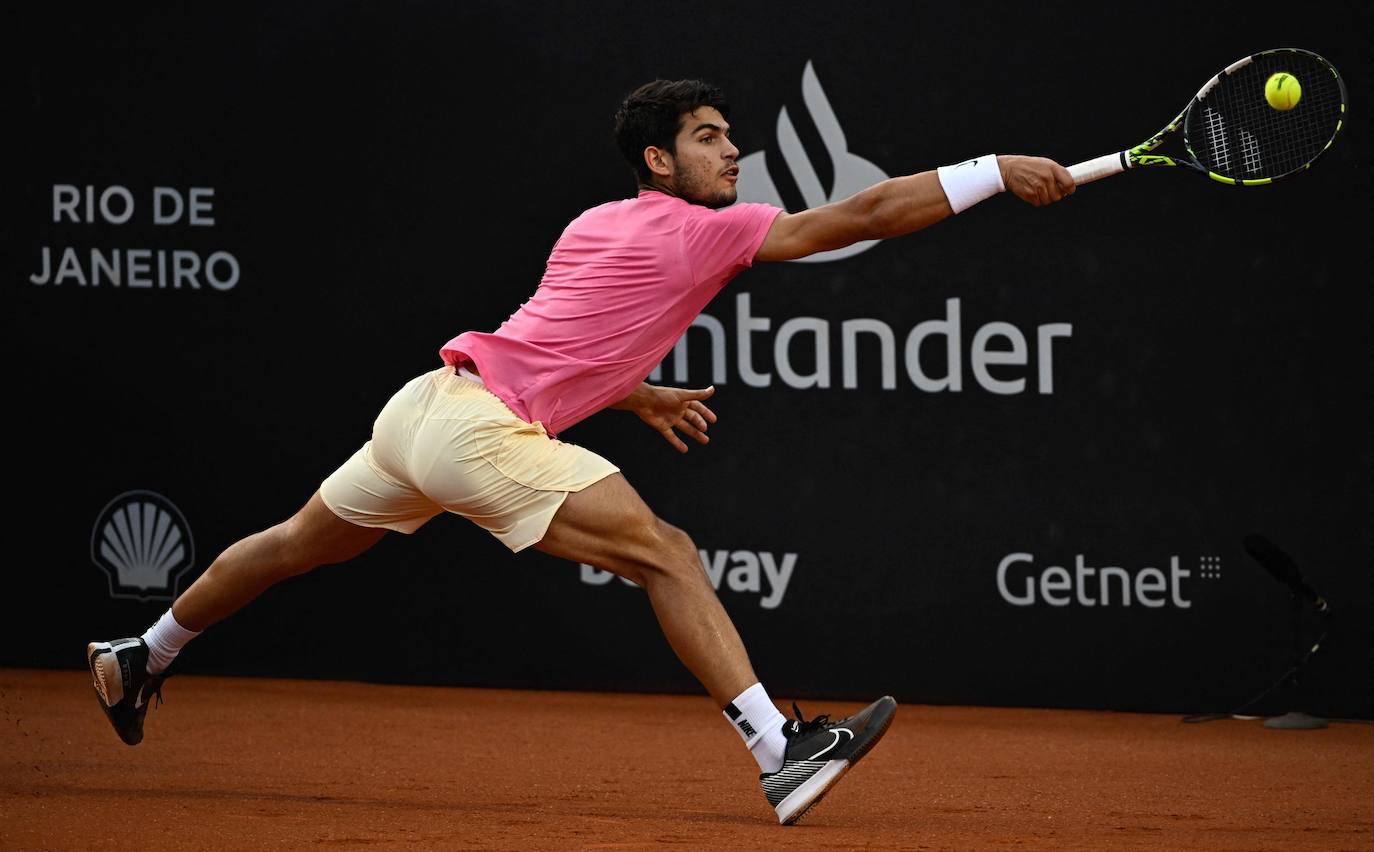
[141,609,200,674]
[723,682,789,774]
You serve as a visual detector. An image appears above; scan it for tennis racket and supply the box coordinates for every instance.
[1068,48,1347,187]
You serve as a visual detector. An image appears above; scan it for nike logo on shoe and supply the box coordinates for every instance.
[807,727,854,760]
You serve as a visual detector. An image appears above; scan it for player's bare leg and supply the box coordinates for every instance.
[534,472,757,707]
[536,471,895,824]
[172,491,388,631]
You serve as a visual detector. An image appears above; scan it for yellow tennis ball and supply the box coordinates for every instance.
[1265,72,1302,110]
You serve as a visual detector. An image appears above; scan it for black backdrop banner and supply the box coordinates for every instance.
[7,3,1371,719]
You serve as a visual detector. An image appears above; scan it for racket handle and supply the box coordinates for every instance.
[1068,152,1128,186]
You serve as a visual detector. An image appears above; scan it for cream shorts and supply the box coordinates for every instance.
[321,367,619,552]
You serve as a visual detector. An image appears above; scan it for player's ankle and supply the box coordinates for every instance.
[142,610,200,674]
[723,683,788,773]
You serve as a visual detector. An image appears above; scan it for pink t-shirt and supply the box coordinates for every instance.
[440,191,782,436]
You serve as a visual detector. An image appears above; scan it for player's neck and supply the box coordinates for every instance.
[638,179,679,200]
[638,180,720,209]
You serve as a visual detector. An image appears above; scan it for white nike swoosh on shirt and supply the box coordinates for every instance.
[807,727,854,760]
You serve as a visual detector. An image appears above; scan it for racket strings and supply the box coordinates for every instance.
[1186,51,1343,181]
[1201,106,1232,174]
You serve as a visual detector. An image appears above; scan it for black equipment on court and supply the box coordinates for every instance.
[1242,533,1329,613]
[1182,534,1333,727]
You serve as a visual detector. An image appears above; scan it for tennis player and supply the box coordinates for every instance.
[88,78,1073,824]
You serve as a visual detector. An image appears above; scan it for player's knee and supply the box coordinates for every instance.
[660,521,699,566]
[586,510,699,586]
[262,519,317,577]
[636,519,701,581]
[275,513,350,575]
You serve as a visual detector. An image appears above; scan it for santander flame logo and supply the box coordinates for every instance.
[737,61,889,263]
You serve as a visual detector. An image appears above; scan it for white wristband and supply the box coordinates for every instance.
[937,155,1004,214]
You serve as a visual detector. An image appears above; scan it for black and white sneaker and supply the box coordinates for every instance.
[87,638,167,746]
[761,696,897,825]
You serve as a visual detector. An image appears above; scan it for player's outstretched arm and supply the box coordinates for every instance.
[610,383,718,453]
[755,155,1074,262]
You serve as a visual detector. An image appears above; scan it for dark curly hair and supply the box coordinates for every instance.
[613,79,730,185]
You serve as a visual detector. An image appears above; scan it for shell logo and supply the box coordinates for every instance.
[91,490,195,601]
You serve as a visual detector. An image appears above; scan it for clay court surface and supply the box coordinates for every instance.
[2,669,1370,850]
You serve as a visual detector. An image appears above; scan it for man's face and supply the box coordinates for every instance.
[666,107,740,208]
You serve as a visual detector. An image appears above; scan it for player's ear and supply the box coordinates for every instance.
[644,146,673,178]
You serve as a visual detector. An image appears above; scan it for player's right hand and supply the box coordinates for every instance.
[997,155,1075,206]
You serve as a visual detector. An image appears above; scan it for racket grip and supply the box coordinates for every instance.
[1068,153,1127,186]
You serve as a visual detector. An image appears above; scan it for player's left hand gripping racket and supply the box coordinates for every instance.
[1068,48,1347,187]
